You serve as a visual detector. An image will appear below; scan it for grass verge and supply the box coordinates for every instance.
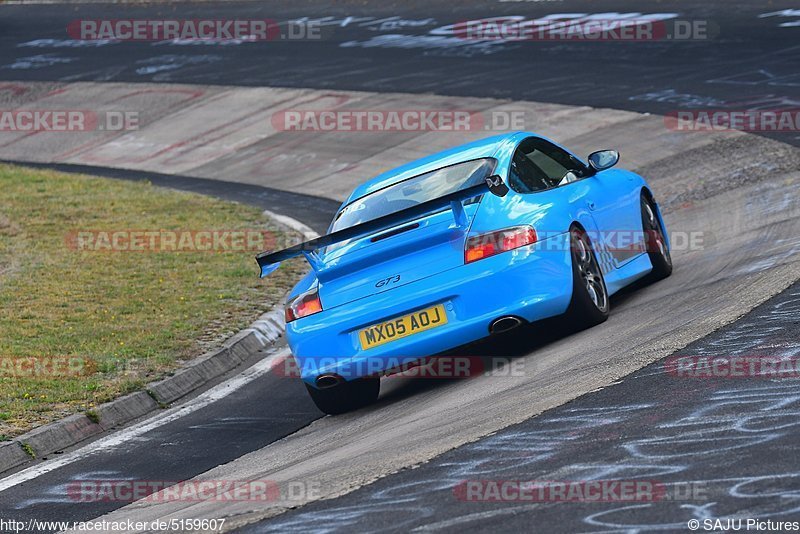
[0,164,303,437]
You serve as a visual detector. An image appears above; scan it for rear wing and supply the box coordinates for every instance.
[256,175,508,277]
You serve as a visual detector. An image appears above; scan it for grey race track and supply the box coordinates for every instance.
[0,0,799,146]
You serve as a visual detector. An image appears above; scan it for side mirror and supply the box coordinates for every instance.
[484,174,509,197]
[587,150,620,172]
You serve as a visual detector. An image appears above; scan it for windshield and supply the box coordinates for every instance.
[331,158,497,232]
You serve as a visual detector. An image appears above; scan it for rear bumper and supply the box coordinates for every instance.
[287,231,573,387]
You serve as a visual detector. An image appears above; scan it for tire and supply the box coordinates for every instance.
[305,377,380,415]
[565,227,610,328]
[641,195,673,281]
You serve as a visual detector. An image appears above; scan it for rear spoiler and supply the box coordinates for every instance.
[256,175,508,277]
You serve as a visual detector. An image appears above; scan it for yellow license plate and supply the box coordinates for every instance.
[359,304,448,350]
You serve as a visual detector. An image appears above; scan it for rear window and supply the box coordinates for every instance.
[331,158,496,232]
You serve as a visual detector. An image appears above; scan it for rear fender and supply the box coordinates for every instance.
[469,182,601,250]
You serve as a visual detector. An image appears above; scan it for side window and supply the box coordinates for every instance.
[508,147,552,193]
[508,137,589,193]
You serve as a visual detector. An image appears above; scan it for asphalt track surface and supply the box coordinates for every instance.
[244,282,800,533]
[0,1,799,533]
[1,0,799,147]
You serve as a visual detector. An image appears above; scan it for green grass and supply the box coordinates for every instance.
[0,164,303,437]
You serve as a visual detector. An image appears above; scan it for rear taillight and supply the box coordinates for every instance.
[285,287,323,323]
[464,226,537,263]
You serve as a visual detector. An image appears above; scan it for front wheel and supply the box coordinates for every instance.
[305,377,380,415]
[641,195,672,282]
[565,227,609,328]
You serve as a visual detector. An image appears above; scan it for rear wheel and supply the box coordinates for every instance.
[641,195,672,281]
[305,377,380,415]
[565,227,609,327]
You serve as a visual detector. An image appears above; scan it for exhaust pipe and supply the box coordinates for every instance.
[316,374,344,389]
[490,316,524,334]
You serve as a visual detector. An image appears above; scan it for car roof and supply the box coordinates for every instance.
[343,131,530,205]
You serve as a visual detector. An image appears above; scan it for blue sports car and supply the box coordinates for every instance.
[257,132,672,414]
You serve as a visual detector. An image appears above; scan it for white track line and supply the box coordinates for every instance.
[263,209,320,241]
[0,348,290,493]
